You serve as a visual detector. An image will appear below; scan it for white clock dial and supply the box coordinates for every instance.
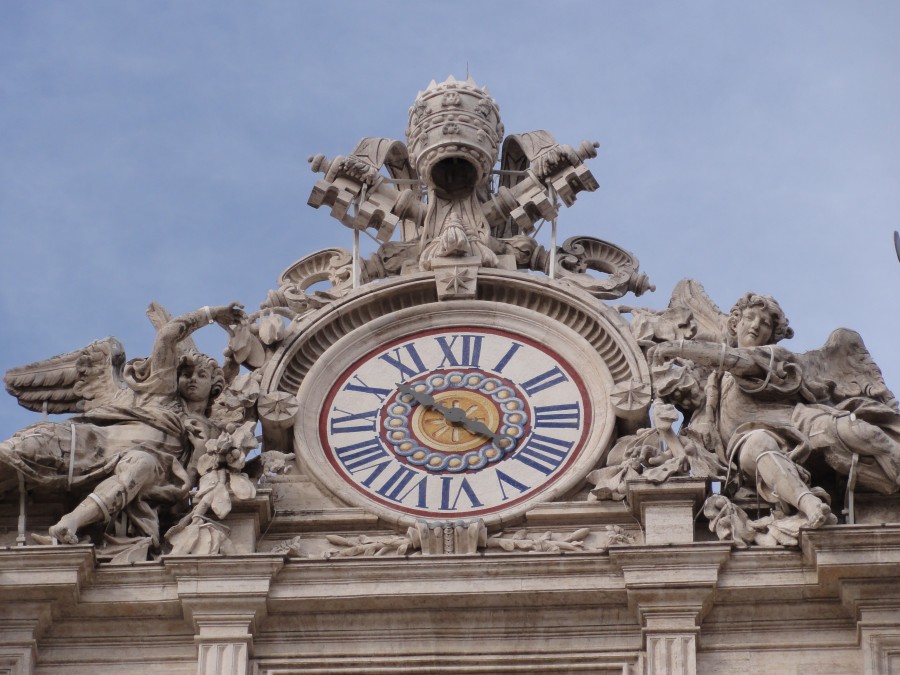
[320,326,591,519]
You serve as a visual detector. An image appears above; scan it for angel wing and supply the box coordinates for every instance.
[667,278,727,342]
[798,328,898,409]
[146,301,198,358]
[3,337,127,414]
[618,278,726,345]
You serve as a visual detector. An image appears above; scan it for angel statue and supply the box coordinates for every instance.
[650,284,900,531]
[1,302,245,546]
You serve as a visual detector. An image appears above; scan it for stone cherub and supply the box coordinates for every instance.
[650,287,900,531]
[1,302,245,546]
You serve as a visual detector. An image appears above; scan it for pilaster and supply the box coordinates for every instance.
[165,555,284,675]
[0,545,95,674]
[0,602,51,675]
[626,478,708,545]
[801,527,900,675]
[610,543,731,675]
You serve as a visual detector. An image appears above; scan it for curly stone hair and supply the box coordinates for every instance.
[177,350,225,411]
[726,292,794,347]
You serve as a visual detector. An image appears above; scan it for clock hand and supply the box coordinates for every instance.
[396,382,513,447]
[458,417,506,442]
[396,381,435,407]
[397,382,460,421]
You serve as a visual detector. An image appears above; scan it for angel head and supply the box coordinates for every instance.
[727,292,794,348]
[177,351,225,413]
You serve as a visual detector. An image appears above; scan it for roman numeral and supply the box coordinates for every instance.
[396,475,429,508]
[495,470,530,500]
[343,375,391,402]
[521,366,568,396]
[492,342,522,373]
[440,476,484,510]
[334,437,390,472]
[379,343,427,381]
[376,465,418,501]
[533,402,581,429]
[435,334,483,368]
[329,407,378,434]
[514,433,573,475]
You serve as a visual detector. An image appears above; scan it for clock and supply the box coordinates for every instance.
[291,299,623,528]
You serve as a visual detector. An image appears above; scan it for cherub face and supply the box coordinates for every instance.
[178,364,213,404]
[735,306,774,348]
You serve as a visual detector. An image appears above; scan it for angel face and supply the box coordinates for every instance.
[734,306,775,348]
[178,364,214,404]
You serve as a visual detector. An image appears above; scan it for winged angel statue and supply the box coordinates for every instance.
[598,280,900,546]
[0,303,246,548]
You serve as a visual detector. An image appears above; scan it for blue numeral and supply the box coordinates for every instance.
[521,366,568,396]
[493,342,522,373]
[330,407,378,434]
[533,402,581,429]
[334,437,390,472]
[376,465,418,501]
[343,375,391,402]
[379,343,427,381]
[435,334,483,368]
[514,433,573,475]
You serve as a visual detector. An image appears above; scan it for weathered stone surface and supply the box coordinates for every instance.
[0,75,898,674]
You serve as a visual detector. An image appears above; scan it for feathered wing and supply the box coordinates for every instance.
[3,337,127,414]
[798,328,898,409]
[146,301,198,358]
[615,278,726,346]
[667,278,727,343]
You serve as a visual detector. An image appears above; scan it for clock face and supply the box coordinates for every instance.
[318,326,593,520]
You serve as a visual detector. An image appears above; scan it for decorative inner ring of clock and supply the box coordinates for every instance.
[310,315,606,523]
[412,390,499,452]
[382,370,529,473]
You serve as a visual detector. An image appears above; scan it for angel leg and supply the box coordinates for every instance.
[0,422,110,495]
[49,451,159,544]
[0,440,22,495]
[738,430,835,528]
[48,499,104,544]
[799,408,900,494]
[834,416,900,491]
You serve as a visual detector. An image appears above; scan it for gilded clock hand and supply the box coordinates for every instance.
[396,382,512,446]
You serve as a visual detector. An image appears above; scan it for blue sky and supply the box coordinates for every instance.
[1,1,899,436]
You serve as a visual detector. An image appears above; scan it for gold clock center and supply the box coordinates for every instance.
[410,390,501,454]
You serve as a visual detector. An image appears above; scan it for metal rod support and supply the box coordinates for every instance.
[352,184,368,290]
[548,183,558,280]
[16,471,27,546]
[490,169,530,176]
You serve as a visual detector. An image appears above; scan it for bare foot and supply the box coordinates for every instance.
[798,494,836,528]
[48,520,80,545]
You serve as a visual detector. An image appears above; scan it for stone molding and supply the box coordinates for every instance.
[0,532,899,671]
[263,269,648,402]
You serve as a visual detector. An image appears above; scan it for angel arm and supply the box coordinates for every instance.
[124,303,246,398]
[654,340,811,403]
[148,303,246,373]
[653,341,778,379]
